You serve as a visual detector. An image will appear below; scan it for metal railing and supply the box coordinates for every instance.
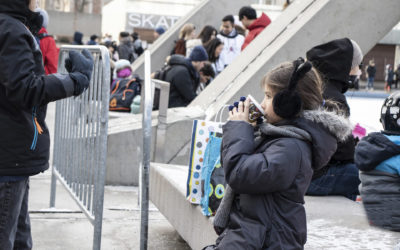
[49,45,110,250]
[139,50,170,250]
[152,79,170,162]
[140,50,153,250]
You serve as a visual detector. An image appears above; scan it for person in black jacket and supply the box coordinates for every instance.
[118,31,134,63]
[306,38,363,200]
[355,91,400,231]
[204,59,352,249]
[366,60,376,91]
[72,31,84,45]
[164,45,208,108]
[0,1,93,249]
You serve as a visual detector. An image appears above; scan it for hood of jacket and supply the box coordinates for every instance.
[73,31,83,44]
[248,13,271,31]
[290,109,353,170]
[355,132,400,171]
[306,38,353,89]
[219,29,240,39]
[38,27,48,35]
[0,0,43,35]
[168,54,198,79]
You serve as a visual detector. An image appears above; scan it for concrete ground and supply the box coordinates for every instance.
[29,90,399,250]
[31,102,190,250]
[29,171,190,250]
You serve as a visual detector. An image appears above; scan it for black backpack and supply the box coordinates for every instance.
[152,65,172,110]
[109,76,141,112]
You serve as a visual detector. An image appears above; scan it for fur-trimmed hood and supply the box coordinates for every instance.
[291,108,353,170]
[302,108,353,142]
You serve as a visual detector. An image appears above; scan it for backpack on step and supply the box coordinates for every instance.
[109,76,141,112]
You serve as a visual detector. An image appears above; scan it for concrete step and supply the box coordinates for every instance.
[149,163,400,250]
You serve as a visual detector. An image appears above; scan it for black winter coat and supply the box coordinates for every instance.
[0,1,75,176]
[306,38,356,178]
[118,39,134,63]
[366,65,376,78]
[164,55,198,108]
[320,79,355,169]
[217,117,337,249]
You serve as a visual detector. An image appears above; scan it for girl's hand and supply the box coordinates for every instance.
[229,98,250,123]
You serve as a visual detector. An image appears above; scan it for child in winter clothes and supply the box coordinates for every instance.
[111,59,132,91]
[204,58,352,249]
[355,91,400,232]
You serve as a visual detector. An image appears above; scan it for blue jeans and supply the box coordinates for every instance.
[307,163,360,201]
[0,178,32,250]
[367,77,374,89]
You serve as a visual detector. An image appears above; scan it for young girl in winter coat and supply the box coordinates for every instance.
[205,58,352,249]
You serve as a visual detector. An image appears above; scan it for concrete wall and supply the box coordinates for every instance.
[106,107,204,185]
[102,0,200,46]
[130,0,252,77]
[47,10,101,39]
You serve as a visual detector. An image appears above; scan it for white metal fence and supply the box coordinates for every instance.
[49,45,110,250]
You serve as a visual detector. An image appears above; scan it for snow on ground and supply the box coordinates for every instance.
[347,96,385,133]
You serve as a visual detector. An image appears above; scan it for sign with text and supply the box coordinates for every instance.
[126,12,180,30]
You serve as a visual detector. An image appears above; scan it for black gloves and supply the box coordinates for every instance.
[65,49,94,96]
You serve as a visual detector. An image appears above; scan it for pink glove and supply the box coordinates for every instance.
[352,123,366,140]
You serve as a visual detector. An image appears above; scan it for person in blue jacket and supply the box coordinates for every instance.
[355,91,400,232]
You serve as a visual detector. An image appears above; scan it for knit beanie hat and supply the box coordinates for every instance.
[35,8,49,28]
[155,26,165,35]
[115,59,131,72]
[350,39,363,69]
[189,45,208,62]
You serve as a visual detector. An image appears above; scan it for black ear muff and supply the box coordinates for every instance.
[273,90,302,119]
[272,58,312,119]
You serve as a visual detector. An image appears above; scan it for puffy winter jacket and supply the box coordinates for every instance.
[164,55,199,108]
[355,132,400,231]
[215,109,348,249]
[241,13,271,51]
[38,27,59,75]
[0,0,76,176]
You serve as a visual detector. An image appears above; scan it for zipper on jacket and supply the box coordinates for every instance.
[30,107,43,150]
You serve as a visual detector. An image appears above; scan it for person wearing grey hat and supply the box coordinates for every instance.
[306,38,363,201]
[155,45,208,108]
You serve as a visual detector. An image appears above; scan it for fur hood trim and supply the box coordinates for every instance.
[303,108,353,142]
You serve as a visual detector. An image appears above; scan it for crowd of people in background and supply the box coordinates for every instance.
[36,4,400,112]
[69,5,273,111]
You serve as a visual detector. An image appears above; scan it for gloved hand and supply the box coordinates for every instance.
[65,49,94,96]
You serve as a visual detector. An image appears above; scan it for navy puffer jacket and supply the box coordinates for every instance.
[216,109,344,249]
